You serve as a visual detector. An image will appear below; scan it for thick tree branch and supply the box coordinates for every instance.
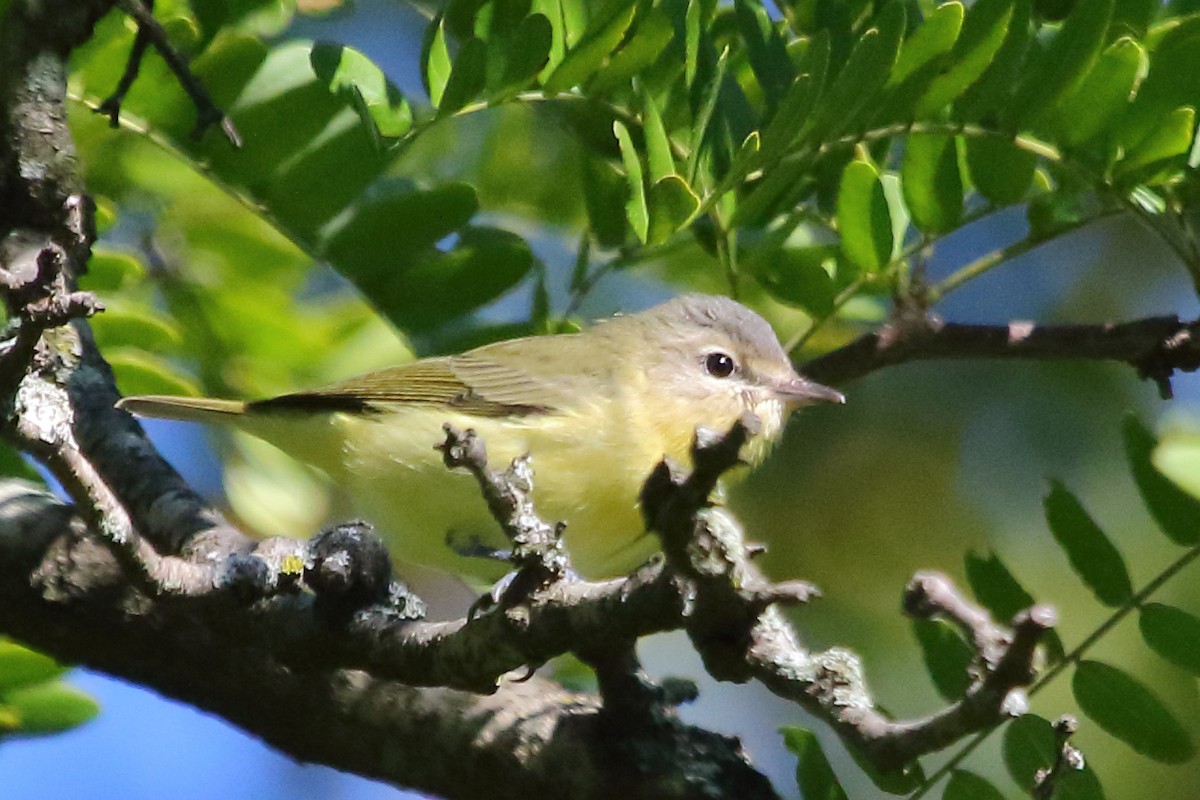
[801,314,1200,398]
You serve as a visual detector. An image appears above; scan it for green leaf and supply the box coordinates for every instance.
[781,726,849,800]
[1140,603,1200,675]
[1002,713,1057,790]
[0,443,39,483]
[943,770,1006,800]
[81,248,147,293]
[1116,105,1196,180]
[734,0,794,106]
[642,92,675,183]
[1073,660,1196,763]
[310,42,413,140]
[369,226,536,331]
[901,133,962,234]
[90,308,182,353]
[1,682,100,734]
[836,158,892,272]
[912,618,973,701]
[965,136,1037,205]
[613,120,649,243]
[1054,36,1147,149]
[1123,415,1200,545]
[1152,426,1200,506]
[438,36,488,115]
[1008,0,1113,127]
[321,182,479,264]
[0,641,66,693]
[491,13,554,98]
[1118,15,1200,157]
[646,175,700,245]
[582,156,629,248]
[891,1,964,86]
[1043,481,1132,607]
[753,245,837,317]
[423,16,453,107]
[803,2,904,143]
[917,0,1016,115]
[543,1,637,94]
[964,550,1065,662]
[106,350,201,397]
[684,0,701,87]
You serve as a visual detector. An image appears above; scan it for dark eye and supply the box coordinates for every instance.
[704,352,736,378]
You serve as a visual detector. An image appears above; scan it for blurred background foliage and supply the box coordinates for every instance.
[3,0,1200,797]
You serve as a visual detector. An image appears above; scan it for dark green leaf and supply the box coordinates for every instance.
[591,7,674,92]
[837,158,893,271]
[582,156,629,248]
[912,618,973,701]
[367,226,536,331]
[1073,660,1195,763]
[781,726,849,800]
[2,682,100,734]
[1123,415,1200,545]
[952,0,1031,121]
[543,1,637,94]
[802,2,904,143]
[438,37,488,115]
[1008,0,1113,127]
[1043,481,1132,607]
[734,0,794,106]
[1054,36,1146,149]
[0,641,66,693]
[320,182,479,264]
[844,741,924,794]
[965,136,1037,205]
[964,549,1065,662]
[0,443,39,483]
[646,175,700,244]
[901,133,962,234]
[1139,603,1200,675]
[491,13,554,98]
[310,42,412,140]
[1002,713,1057,790]
[753,245,837,317]
[613,120,649,243]
[943,770,1006,800]
[917,0,1016,115]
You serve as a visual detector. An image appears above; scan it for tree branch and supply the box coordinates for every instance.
[801,314,1200,398]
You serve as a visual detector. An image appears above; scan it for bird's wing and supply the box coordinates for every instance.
[248,335,602,418]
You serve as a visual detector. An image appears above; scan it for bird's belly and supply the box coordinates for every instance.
[336,409,659,579]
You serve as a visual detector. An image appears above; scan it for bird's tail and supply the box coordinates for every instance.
[117,395,248,424]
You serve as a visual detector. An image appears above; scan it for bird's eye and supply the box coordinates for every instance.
[704,352,736,378]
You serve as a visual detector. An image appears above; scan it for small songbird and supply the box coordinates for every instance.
[118,294,844,579]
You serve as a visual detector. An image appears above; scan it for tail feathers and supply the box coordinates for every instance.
[117,395,248,424]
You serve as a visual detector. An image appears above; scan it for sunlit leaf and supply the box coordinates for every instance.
[892,2,963,86]
[543,1,637,94]
[1054,36,1147,149]
[613,120,649,242]
[0,641,66,693]
[82,248,146,293]
[1,682,100,735]
[310,42,413,141]
[1116,106,1196,181]
[1118,15,1200,156]
[646,175,699,244]
[917,0,1015,115]
[642,91,675,183]
[106,350,201,397]
[1073,660,1195,763]
[836,158,892,271]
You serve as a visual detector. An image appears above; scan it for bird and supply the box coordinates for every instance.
[117,294,844,579]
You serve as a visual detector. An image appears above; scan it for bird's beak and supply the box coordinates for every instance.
[772,375,845,406]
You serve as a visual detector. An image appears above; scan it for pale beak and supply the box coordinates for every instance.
[773,375,845,406]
